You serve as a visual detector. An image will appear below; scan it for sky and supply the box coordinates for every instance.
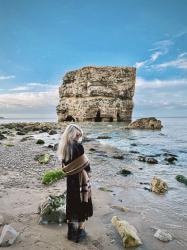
[0,0,187,119]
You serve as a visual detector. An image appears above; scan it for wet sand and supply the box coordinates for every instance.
[0,125,187,249]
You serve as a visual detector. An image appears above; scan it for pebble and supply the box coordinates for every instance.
[154,229,172,242]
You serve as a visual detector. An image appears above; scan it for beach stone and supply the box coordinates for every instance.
[53,143,58,151]
[151,176,168,194]
[99,187,113,192]
[163,152,177,158]
[146,157,158,164]
[20,136,33,142]
[38,193,66,224]
[176,175,187,186]
[0,133,6,140]
[154,229,172,242]
[48,129,57,135]
[0,215,4,226]
[111,205,129,212]
[165,156,177,163]
[137,156,146,162]
[120,169,132,176]
[16,131,26,135]
[111,216,142,248]
[97,136,112,139]
[0,224,20,247]
[112,154,124,160]
[57,66,136,122]
[127,117,162,129]
[89,148,96,151]
[34,153,51,164]
[36,139,45,145]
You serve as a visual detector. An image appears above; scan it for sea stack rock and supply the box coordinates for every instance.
[57,66,136,122]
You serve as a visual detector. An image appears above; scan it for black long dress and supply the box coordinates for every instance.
[62,140,93,222]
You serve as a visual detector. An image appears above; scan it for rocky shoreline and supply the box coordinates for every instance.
[0,122,187,249]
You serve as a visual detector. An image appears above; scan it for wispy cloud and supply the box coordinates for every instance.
[152,54,187,70]
[135,39,173,69]
[0,75,15,80]
[136,77,187,88]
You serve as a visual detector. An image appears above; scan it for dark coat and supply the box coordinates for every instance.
[62,140,93,222]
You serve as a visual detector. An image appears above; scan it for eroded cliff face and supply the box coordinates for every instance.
[56,66,136,122]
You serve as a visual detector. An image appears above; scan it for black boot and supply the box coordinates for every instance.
[67,222,77,241]
[75,227,87,243]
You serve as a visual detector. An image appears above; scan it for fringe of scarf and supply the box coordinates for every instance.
[63,154,91,203]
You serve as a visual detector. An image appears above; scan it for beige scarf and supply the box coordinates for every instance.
[63,154,92,203]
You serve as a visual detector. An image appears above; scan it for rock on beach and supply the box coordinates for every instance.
[111,216,142,248]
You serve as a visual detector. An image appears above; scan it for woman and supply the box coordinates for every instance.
[57,124,93,243]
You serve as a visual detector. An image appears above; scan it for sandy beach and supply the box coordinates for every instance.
[0,122,187,250]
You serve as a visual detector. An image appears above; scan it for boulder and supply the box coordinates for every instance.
[48,129,57,135]
[165,156,177,163]
[111,216,142,248]
[154,229,172,242]
[0,225,20,247]
[127,117,162,130]
[146,157,158,164]
[36,139,45,145]
[0,133,6,140]
[137,156,146,162]
[120,169,132,176]
[38,193,66,224]
[151,176,168,194]
[176,175,187,186]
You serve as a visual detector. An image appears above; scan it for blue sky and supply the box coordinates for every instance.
[0,0,187,118]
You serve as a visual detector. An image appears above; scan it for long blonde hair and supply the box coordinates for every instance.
[57,124,83,162]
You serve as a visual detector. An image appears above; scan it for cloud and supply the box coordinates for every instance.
[134,39,173,69]
[9,86,31,91]
[135,60,148,69]
[6,82,59,92]
[136,77,187,89]
[152,39,174,51]
[0,75,15,80]
[0,87,59,116]
[150,51,162,61]
[152,54,187,70]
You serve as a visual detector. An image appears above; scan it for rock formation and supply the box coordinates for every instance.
[127,117,162,129]
[57,66,136,122]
